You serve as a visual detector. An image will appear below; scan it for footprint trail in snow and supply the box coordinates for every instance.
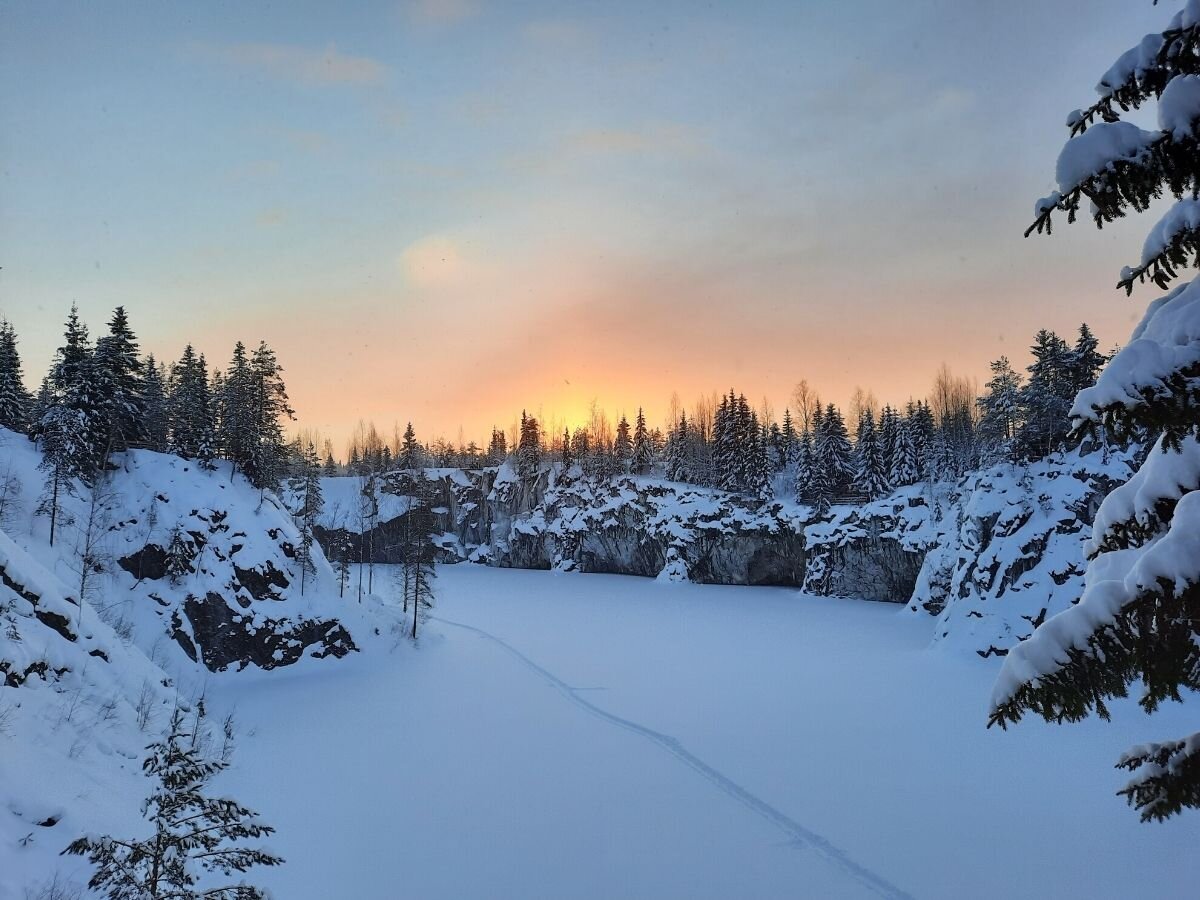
[431,614,917,900]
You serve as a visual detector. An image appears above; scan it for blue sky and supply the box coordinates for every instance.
[0,0,1171,447]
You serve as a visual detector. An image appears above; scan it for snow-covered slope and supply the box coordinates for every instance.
[1,527,179,896]
[1,426,398,897]
[1,428,366,675]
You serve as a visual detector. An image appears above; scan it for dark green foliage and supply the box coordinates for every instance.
[91,306,146,454]
[63,708,282,899]
[993,2,1200,821]
[0,319,31,433]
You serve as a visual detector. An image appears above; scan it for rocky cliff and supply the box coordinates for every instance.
[315,445,1134,654]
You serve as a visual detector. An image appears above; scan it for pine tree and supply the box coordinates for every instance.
[91,306,146,455]
[0,319,31,433]
[141,355,170,453]
[991,3,1200,821]
[631,407,653,474]
[854,409,889,499]
[65,708,283,898]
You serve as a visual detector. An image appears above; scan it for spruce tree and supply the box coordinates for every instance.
[990,1,1200,821]
[0,319,31,433]
[517,411,541,479]
[614,415,632,470]
[667,413,691,483]
[631,407,653,474]
[293,442,323,596]
[1016,329,1074,459]
[141,355,170,453]
[42,305,103,478]
[91,306,146,454]
[1067,322,1108,397]
[398,422,421,470]
[245,342,294,491]
[65,708,283,898]
[793,426,814,503]
[780,408,798,465]
[890,416,920,487]
[977,356,1023,462]
[402,479,438,640]
[168,346,217,465]
[487,428,507,464]
[218,342,255,475]
[878,405,901,478]
[560,427,574,473]
[34,405,86,546]
[854,409,890,499]
[817,403,853,499]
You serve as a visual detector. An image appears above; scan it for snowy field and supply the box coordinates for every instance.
[205,566,1199,900]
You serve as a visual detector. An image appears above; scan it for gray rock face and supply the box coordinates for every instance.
[325,468,815,588]
[173,592,354,672]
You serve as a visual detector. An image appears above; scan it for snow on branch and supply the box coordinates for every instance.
[1119,198,1200,292]
[990,490,1200,718]
[1117,731,1200,821]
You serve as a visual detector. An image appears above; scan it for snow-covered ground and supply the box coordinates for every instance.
[202,565,1198,900]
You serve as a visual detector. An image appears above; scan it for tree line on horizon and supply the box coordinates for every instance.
[0,310,1110,523]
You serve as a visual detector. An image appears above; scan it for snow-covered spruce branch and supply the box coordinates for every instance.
[1117,731,1200,821]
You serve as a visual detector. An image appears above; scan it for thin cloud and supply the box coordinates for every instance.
[404,0,481,26]
[522,20,590,50]
[563,122,705,158]
[196,42,387,86]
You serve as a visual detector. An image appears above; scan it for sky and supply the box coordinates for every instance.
[0,0,1177,453]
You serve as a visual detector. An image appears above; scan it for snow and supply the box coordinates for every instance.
[1054,121,1156,194]
[993,486,1200,712]
[1073,273,1200,420]
[191,566,1200,900]
[1096,33,1164,99]
[1158,73,1200,140]
[1134,198,1200,270]
[1088,434,1200,557]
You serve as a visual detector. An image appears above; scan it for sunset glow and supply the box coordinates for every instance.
[0,0,1158,453]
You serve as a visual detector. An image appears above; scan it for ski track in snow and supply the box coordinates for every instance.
[431,614,917,900]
